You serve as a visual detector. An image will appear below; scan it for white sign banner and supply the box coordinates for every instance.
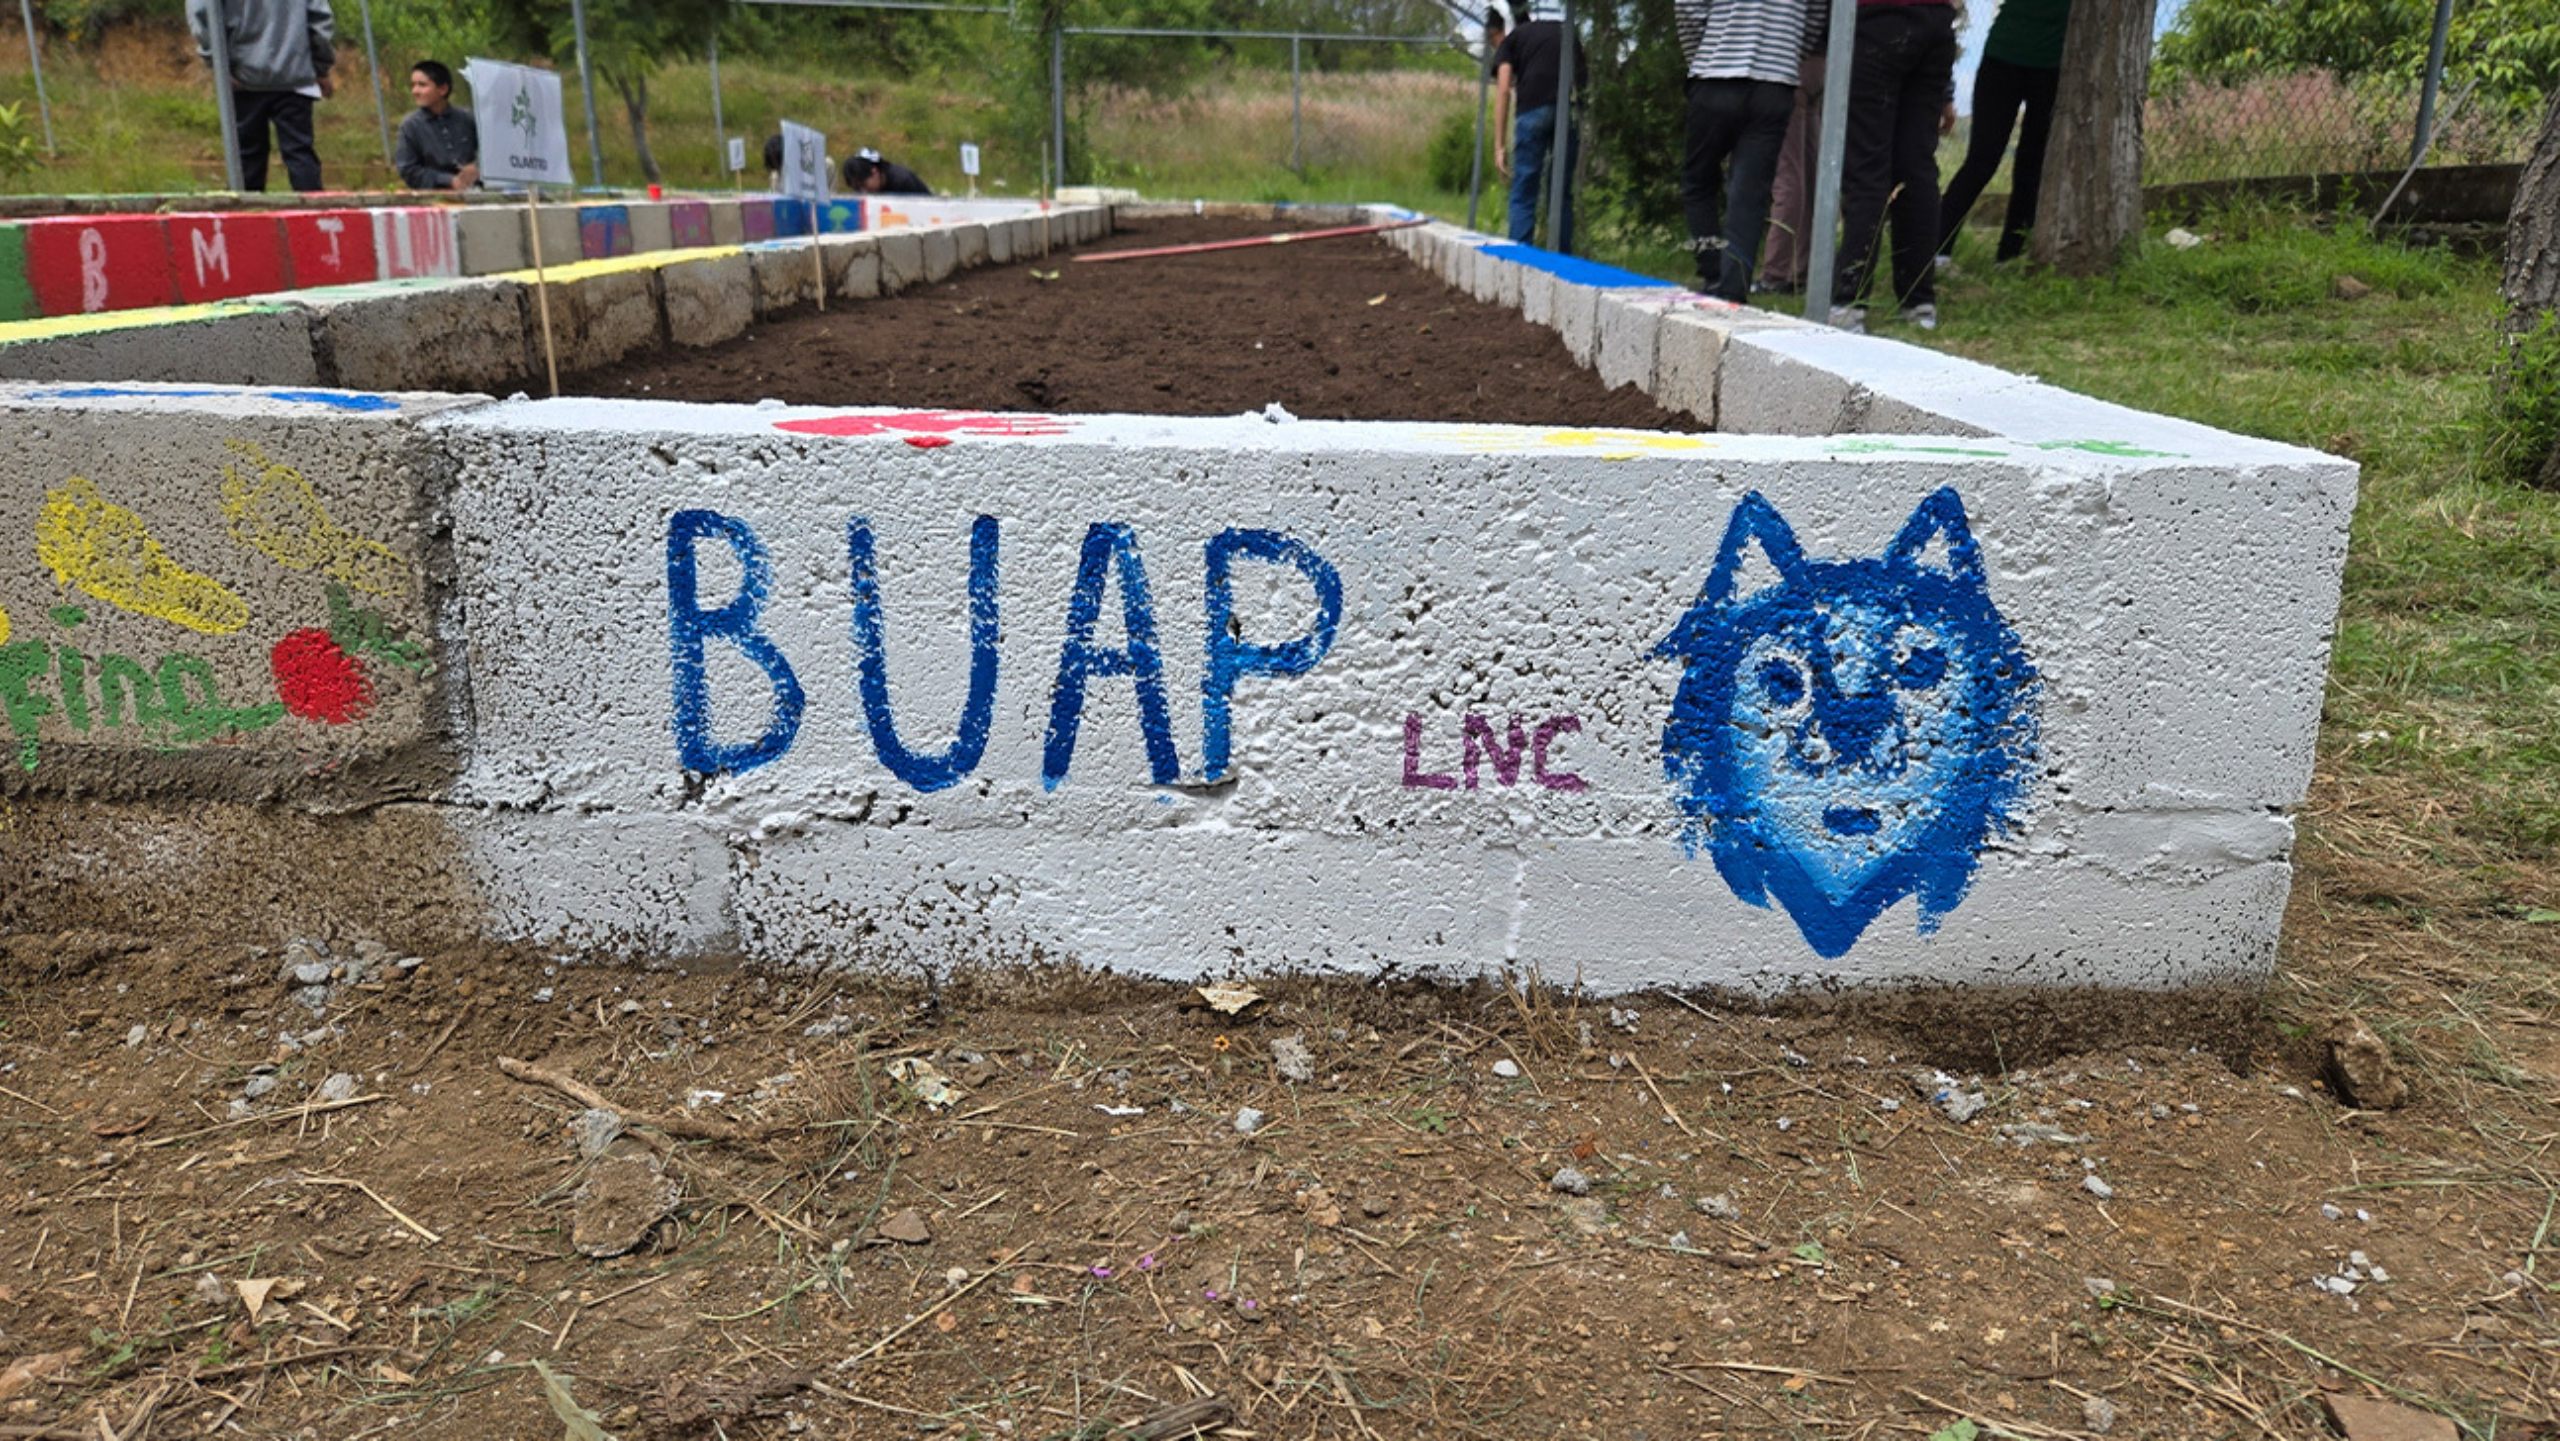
[466,58,572,187]
[727,136,747,173]
[778,119,828,201]
[960,143,981,177]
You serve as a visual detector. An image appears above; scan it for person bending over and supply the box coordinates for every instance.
[841,150,932,195]
[394,59,478,191]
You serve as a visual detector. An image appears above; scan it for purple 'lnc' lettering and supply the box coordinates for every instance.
[1462,713,1527,789]
[1401,712,1457,789]
[1532,715,1587,791]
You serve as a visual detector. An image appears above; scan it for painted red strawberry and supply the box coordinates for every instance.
[271,628,374,724]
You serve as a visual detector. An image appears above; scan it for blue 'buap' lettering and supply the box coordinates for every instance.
[1201,529,1342,782]
[668,509,806,774]
[848,515,1000,793]
[1042,522,1181,790]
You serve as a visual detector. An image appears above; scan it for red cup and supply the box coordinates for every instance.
[648,184,664,201]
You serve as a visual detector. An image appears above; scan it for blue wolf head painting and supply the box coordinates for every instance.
[1655,488,2038,959]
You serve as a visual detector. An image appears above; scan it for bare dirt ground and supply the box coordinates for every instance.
[1,217,2554,1441]
[568,214,1703,430]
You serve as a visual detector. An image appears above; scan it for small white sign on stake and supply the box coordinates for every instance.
[727,136,747,173]
[777,119,829,310]
[777,119,828,201]
[464,58,572,187]
[959,143,980,176]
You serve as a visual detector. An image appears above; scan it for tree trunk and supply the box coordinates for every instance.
[2031,0,2159,275]
[2506,91,2560,487]
[609,68,662,185]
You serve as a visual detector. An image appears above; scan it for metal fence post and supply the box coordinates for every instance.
[2411,0,2453,167]
[1290,34,1303,176]
[709,31,727,171]
[17,0,53,155]
[1467,37,1489,228]
[570,0,606,188]
[1803,0,1858,325]
[206,0,246,191]
[1544,0,1573,254]
[1051,24,1067,188]
[356,0,390,165]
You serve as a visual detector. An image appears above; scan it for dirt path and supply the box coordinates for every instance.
[567,215,1701,430]
[0,920,2550,1440]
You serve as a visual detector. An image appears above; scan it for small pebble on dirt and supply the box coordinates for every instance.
[2082,1396,2118,1433]
[317,1073,358,1103]
[1695,1193,1739,1221]
[877,1208,933,1246]
[1491,1059,1522,1079]
[2084,1276,2116,1298]
[1234,1107,1265,1134]
[242,1074,277,1100]
[1269,1035,1315,1083]
[2083,1175,2116,1200]
[1550,1167,1592,1195]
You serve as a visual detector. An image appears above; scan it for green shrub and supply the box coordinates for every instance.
[1425,104,1481,193]
[0,104,41,192]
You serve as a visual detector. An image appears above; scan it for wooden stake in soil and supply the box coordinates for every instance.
[809,210,827,311]
[527,185,560,398]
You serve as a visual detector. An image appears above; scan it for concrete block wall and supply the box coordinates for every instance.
[0,205,1116,389]
[0,386,2354,997]
[0,200,2361,1009]
[0,194,1075,324]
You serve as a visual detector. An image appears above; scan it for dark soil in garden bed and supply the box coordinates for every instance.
[567,215,1703,430]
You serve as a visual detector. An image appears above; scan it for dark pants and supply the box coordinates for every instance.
[1681,77,1795,301]
[235,90,322,193]
[1833,3,1957,310]
[1937,56,2059,263]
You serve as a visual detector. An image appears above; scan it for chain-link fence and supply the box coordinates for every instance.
[2145,63,2547,186]
[1056,28,1481,207]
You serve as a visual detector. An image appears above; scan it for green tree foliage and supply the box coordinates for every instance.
[2155,0,2559,109]
[1584,0,1685,234]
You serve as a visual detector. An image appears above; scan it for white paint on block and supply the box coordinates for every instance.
[431,399,2351,992]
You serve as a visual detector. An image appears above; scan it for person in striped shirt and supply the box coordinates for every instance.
[1675,0,1829,300]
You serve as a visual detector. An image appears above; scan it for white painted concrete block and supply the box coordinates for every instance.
[952,223,988,271]
[984,218,1013,265]
[1593,291,1665,393]
[707,201,746,246]
[426,400,2349,992]
[1553,281,1601,365]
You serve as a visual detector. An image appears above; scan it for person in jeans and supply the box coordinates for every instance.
[1828,0,1958,331]
[1936,0,2069,265]
[1491,11,1586,251]
[1675,0,1827,299]
[186,0,337,193]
